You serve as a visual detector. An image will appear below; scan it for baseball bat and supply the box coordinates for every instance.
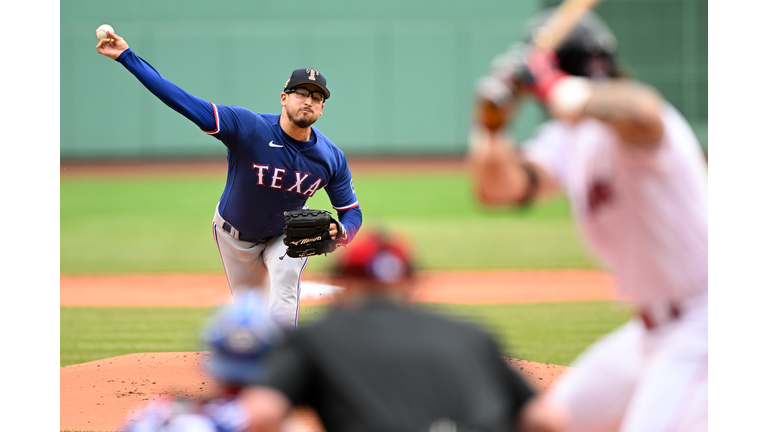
[532,0,605,52]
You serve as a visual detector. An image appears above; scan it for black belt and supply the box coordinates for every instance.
[221,221,273,244]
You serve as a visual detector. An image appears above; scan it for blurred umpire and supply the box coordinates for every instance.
[469,8,708,432]
[240,228,564,432]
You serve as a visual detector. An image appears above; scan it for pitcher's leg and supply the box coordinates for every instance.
[212,221,270,299]
[263,234,308,328]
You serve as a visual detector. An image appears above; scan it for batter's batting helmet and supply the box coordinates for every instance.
[200,291,283,386]
[523,7,619,78]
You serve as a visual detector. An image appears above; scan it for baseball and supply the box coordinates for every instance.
[96,24,114,41]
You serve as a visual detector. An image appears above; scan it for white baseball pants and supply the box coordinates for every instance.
[547,293,708,432]
[212,207,308,328]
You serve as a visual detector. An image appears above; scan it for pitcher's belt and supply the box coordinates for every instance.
[221,221,273,244]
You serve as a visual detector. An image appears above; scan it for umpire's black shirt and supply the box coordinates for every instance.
[262,297,535,432]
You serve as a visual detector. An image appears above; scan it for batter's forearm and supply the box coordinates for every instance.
[582,80,664,146]
[117,49,218,132]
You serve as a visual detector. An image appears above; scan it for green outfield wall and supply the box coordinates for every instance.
[60,0,707,160]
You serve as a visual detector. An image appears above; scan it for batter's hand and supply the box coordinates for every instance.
[519,48,568,102]
[96,29,129,60]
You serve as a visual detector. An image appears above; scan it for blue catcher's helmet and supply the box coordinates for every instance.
[201,291,283,386]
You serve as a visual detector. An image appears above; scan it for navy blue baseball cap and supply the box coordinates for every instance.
[284,68,330,100]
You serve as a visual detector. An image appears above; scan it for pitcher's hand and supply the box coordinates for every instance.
[96,29,129,60]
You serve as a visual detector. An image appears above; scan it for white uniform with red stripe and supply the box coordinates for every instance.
[524,103,708,432]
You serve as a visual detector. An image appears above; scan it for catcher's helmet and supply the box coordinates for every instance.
[523,8,619,78]
[200,291,283,386]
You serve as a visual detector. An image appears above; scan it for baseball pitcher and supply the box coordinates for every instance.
[96,28,363,328]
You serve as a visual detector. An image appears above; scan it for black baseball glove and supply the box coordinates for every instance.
[282,209,347,258]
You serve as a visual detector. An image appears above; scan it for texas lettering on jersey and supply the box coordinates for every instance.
[252,164,325,197]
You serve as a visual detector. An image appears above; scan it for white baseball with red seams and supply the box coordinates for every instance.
[96,24,113,40]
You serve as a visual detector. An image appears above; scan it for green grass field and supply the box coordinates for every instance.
[60,172,598,274]
[60,170,623,369]
[60,301,631,368]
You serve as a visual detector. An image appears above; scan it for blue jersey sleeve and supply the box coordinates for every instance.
[337,206,362,243]
[323,151,362,242]
[116,48,218,133]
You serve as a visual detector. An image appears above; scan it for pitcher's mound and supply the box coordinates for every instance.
[60,352,570,432]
